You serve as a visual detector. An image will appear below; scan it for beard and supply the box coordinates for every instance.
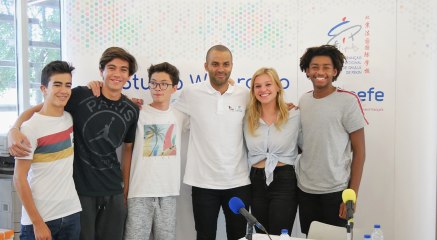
[209,74,229,87]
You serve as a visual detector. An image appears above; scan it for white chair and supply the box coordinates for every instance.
[307,221,366,240]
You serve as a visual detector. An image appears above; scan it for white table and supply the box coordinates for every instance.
[239,233,315,240]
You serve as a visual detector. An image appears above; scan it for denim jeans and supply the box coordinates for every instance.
[192,185,251,240]
[250,165,298,236]
[20,212,80,240]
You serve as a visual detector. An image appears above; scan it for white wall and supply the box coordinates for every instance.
[395,1,437,239]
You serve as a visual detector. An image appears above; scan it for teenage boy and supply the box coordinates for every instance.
[13,61,82,240]
[296,44,367,235]
[122,62,186,240]
[8,47,140,240]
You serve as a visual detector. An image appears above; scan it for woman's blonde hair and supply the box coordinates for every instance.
[246,67,289,135]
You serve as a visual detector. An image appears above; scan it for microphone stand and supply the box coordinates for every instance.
[346,220,354,240]
[246,223,254,240]
[246,223,273,240]
[344,200,355,240]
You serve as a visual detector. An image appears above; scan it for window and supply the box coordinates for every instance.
[0,0,61,134]
[28,0,61,106]
[0,0,17,134]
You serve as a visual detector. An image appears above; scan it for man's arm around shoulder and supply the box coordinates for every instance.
[8,104,43,157]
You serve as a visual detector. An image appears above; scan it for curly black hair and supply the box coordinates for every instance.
[299,44,346,81]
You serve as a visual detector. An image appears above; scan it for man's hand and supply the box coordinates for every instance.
[131,98,144,110]
[87,80,104,97]
[339,201,356,220]
[228,78,235,86]
[33,220,52,240]
[8,128,31,157]
[286,102,296,110]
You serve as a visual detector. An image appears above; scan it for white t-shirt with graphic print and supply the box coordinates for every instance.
[128,104,185,198]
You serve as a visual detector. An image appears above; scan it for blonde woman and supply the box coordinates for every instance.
[244,67,300,235]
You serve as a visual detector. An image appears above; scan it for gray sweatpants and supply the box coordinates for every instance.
[124,196,176,240]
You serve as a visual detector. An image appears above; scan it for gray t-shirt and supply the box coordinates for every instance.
[296,88,367,194]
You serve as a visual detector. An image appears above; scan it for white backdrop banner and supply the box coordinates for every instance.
[63,0,437,239]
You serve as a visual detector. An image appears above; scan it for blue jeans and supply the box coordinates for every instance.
[20,212,80,240]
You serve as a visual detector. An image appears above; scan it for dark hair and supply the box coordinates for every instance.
[41,61,75,87]
[205,44,233,63]
[99,47,137,76]
[147,62,180,86]
[299,44,346,81]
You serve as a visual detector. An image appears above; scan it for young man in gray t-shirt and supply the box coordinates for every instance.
[296,44,367,235]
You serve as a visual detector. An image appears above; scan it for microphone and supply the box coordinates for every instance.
[228,197,268,233]
[342,188,356,221]
[342,189,356,240]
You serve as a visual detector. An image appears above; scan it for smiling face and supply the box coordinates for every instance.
[252,73,279,105]
[41,73,72,109]
[100,58,130,95]
[204,49,233,90]
[305,55,338,90]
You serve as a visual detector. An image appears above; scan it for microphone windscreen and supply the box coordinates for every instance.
[228,197,245,214]
[342,189,357,203]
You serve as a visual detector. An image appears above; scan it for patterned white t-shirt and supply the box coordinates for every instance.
[128,105,185,197]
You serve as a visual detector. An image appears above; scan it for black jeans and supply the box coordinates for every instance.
[250,165,298,236]
[78,194,126,240]
[192,185,251,240]
[297,188,347,235]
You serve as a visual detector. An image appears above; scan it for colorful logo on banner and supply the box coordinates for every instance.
[327,17,362,47]
[326,17,367,75]
[326,16,385,110]
[327,16,385,112]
